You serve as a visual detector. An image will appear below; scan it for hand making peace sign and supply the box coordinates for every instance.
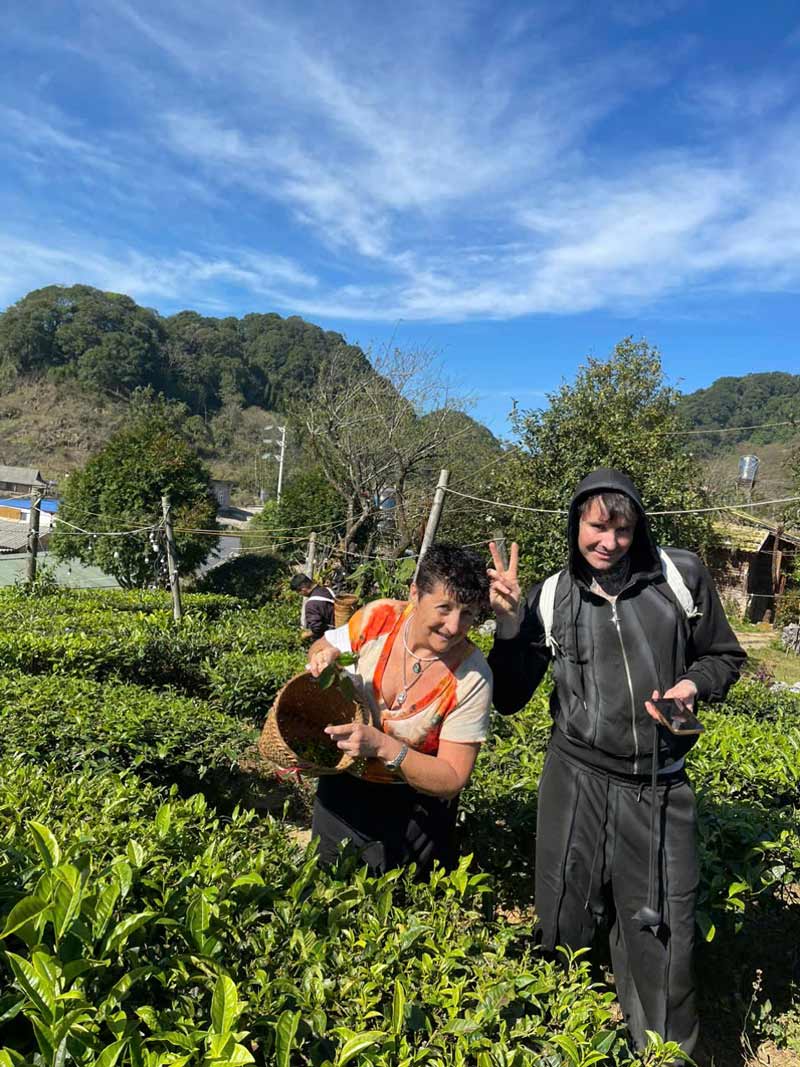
[487,541,523,637]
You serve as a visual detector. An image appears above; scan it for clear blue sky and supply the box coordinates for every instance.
[2,0,799,434]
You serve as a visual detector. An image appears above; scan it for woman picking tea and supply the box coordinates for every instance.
[306,543,492,875]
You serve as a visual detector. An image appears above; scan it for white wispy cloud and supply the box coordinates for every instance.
[0,235,317,311]
[3,1,800,323]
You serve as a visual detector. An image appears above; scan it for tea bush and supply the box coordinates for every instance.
[0,588,798,1061]
[0,591,304,700]
[0,671,256,787]
[204,649,305,720]
[0,762,685,1066]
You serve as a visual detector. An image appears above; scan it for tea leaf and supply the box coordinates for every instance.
[29,822,61,869]
[275,1010,300,1067]
[336,1031,387,1066]
[210,975,239,1036]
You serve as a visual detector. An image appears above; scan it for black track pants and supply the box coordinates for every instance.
[313,773,458,876]
[535,746,699,1055]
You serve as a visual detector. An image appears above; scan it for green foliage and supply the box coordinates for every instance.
[0,670,255,786]
[776,589,800,627]
[195,551,289,604]
[204,649,305,720]
[346,556,417,601]
[50,405,219,588]
[0,765,684,1067]
[0,590,304,715]
[0,285,167,394]
[0,765,297,1066]
[251,466,346,547]
[496,338,716,580]
[0,586,796,1061]
[0,286,371,417]
[677,371,800,455]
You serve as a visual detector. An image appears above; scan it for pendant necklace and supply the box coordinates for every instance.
[402,613,440,674]
[395,614,440,706]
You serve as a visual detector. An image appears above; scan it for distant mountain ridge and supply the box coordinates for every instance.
[677,371,800,456]
[1,285,796,484]
[0,284,372,416]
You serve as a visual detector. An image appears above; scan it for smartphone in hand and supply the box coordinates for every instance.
[650,698,704,736]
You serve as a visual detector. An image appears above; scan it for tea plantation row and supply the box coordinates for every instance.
[0,587,797,1063]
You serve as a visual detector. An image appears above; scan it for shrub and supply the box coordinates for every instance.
[203,649,305,721]
[0,671,256,788]
[195,551,289,604]
[0,767,686,1067]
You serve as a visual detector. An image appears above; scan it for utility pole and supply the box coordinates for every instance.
[492,528,509,570]
[26,485,43,585]
[262,425,287,504]
[300,531,317,629]
[772,522,784,601]
[161,493,183,622]
[413,469,449,582]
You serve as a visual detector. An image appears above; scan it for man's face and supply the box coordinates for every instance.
[577,498,635,571]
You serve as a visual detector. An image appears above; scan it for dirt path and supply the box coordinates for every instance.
[735,631,775,650]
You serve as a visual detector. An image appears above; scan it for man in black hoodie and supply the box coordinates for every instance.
[487,469,745,1057]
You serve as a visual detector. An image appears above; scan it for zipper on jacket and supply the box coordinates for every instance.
[611,599,639,773]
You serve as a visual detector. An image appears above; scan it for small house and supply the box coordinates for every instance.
[211,479,234,509]
[708,511,800,623]
[0,465,48,495]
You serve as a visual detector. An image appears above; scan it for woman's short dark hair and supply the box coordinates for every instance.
[415,543,489,613]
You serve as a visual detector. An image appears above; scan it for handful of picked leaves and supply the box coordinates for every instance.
[314,652,359,702]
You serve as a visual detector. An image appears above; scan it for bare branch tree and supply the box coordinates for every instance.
[293,346,472,556]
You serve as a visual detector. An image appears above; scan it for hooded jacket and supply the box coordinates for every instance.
[488,469,746,775]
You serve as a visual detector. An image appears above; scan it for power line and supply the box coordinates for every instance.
[443,486,567,514]
[442,485,800,518]
[54,515,164,538]
[649,496,800,515]
[448,447,522,490]
[655,419,797,436]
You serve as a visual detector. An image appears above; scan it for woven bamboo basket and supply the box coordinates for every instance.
[259,671,369,776]
[333,594,358,627]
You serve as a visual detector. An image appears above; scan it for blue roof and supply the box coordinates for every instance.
[0,498,59,513]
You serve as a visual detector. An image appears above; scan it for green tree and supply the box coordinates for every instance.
[51,408,219,588]
[496,338,716,581]
[0,285,167,395]
[250,466,346,549]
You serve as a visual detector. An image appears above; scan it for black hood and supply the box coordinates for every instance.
[567,468,660,580]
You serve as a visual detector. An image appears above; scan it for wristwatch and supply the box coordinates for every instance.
[383,743,409,771]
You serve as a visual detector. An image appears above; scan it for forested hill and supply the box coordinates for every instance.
[0,284,371,415]
[677,372,800,454]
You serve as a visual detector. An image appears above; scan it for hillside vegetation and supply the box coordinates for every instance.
[1,286,797,511]
[0,285,370,415]
[677,371,800,456]
[0,286,376,490]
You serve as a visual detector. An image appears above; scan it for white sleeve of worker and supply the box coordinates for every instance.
[323,623,352,654]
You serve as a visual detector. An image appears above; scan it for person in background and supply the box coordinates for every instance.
[306,543,492,876]
[487,468,745,1058]
[290,572,335,640]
